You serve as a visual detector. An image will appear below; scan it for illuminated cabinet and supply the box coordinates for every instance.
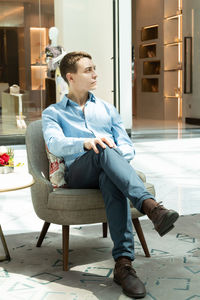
[30,27,48,90]
[164,0,182,120]
[140,25,160,93]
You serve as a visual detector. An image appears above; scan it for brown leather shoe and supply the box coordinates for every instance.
[149,202,179,236]
[114,257,146,299]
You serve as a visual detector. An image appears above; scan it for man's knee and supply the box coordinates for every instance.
[96,144,122,157]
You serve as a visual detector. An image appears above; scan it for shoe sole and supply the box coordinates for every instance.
[156,211,179,237]
[114,278,146,299]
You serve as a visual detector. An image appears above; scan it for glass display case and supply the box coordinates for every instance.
[30,27,48,90]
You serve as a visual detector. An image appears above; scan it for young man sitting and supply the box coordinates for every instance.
[42,51,179,299]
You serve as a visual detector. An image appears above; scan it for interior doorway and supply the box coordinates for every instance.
[0,27,19,86]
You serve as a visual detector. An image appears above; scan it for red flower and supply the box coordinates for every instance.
[0,153,10,166]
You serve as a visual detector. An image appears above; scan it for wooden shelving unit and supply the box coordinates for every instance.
[140,25,160,93]
[164,0,183,119]
[30,27,48,90]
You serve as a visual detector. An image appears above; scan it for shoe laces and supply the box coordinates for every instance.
[117,264,138,280]
[153,201,165,210]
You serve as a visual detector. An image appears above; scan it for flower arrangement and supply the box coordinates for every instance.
[0,146,14,173]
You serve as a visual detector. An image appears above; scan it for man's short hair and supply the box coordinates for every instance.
[60,51,92,84]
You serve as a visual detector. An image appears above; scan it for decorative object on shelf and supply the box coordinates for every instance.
[16,115,27,129]
[45,26,68,102]
[9,84,27,129]
[45,27,66,78]
[0,146,14,174]
[9,84,20,94]
[184,36,192,94]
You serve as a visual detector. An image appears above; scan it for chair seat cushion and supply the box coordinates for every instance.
[48,188,104,210]
[48,182,155,211]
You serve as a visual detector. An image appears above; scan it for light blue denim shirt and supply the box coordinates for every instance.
[42,92,135,168]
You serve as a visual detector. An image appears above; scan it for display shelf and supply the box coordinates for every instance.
[142,78,159,93]
[30,27,47,90]
[31,64,46,66]
[143,61,160,75]
[164,95,179,98]
[31,66,46,90]
[164,41,182,46]
[164,68,182,72]
[141,25,158,41]
[163,0,182,119]
[139,43,156,58]
[164,0,180,18]
[164,12,182,20]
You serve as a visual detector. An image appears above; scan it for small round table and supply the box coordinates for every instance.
[0,172,35,262]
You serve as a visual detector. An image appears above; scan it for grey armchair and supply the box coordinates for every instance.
[25,120,155,271]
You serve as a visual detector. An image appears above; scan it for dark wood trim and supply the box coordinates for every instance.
[185,117,200,126]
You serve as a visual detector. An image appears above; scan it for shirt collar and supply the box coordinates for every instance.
[62,92,96,107]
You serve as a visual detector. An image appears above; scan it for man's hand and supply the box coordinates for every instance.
[84,137,116,154]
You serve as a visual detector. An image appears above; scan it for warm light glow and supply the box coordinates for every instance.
[0,6,24,21]
[143,24,158,29]
[165,41,182,46]
[165,14,182,21]
[178,0,182,119]
[178,0,182,10]
[30,27,46,31]
[141,42,156,47]
[164,96,179,98]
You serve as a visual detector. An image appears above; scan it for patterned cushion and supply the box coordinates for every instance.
[45,145,67,188]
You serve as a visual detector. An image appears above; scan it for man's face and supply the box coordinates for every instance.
[68,57,97,91]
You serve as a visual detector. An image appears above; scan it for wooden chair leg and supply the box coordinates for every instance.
[0,225,11,261]
[36,222,50,247]
[102,222,107,238]
[62,225,69,271]
[132,218,150,257]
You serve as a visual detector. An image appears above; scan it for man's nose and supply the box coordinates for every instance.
[93,70,97,78]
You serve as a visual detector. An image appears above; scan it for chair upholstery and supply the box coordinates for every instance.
[26,120,155,270]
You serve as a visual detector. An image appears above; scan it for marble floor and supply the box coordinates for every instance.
[1,119,199,231]
[0,120,200,299]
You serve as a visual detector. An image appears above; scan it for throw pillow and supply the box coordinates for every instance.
[45,144,67,188]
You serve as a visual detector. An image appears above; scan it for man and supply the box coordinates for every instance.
[42,51,179,299]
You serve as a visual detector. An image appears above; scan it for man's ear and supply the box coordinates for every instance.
[66,72,74,83]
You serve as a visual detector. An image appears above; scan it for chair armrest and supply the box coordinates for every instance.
[135,170,146,182]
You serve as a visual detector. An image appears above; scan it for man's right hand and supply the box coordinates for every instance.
[84,137,116,154]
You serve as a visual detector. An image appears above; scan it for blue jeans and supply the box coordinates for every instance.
[65,146,155,261]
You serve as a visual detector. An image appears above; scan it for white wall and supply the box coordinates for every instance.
[54,0,132,129]
[182,0,200,120]
[118,0,132,129]
[135,0,164,120]
[54,0,114,104]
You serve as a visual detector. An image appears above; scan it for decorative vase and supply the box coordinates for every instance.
[0,166,14,174]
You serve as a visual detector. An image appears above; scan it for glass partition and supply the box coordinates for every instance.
[0,0,54,141]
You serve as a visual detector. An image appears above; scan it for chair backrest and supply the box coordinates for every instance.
[25,119,49,180]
